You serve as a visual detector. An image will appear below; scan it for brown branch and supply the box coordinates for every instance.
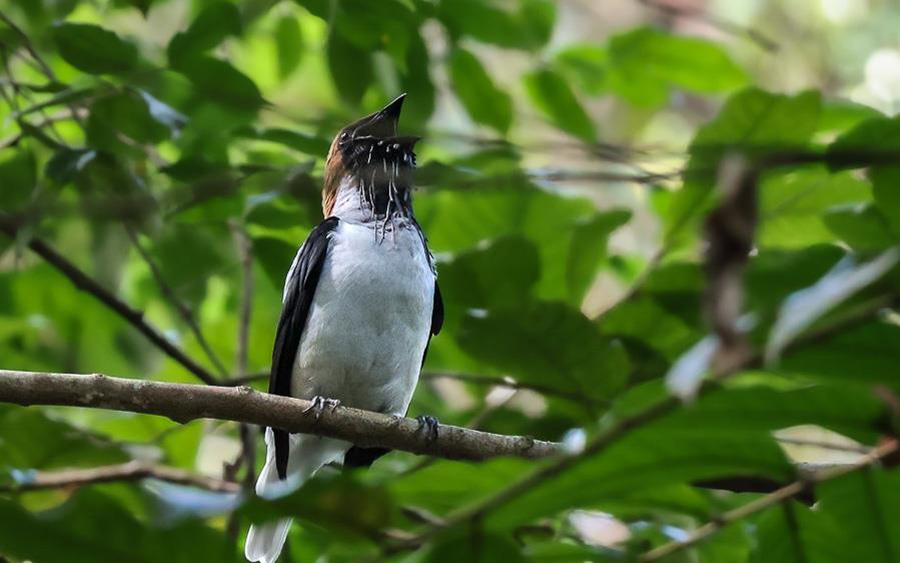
[641,440,900,561]
[124,224,229,377]
[0,218,221,385]
[0,370,562,462]
[0,460,240,493]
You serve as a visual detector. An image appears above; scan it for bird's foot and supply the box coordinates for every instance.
[303,396,341,421]
[415,414,440,444]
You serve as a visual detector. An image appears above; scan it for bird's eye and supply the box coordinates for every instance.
[340,132,348,140]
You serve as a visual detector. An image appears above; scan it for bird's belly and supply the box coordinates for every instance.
[291,221,434,415]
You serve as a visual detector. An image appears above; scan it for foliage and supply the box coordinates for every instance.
[1,1,899,562]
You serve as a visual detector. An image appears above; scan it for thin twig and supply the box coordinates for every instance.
[0,218,221,385]
[124,224,229,377]
[640,440,899,561]
[0,460,240,493]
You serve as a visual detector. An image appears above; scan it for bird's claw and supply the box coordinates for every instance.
[303,396,341,420]
[415,414,440,444]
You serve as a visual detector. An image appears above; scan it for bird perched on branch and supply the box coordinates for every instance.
[245,94,443,563]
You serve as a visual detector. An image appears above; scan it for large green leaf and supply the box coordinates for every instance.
[52,23,138,74]
[524,67,596,142]
[167,1,242,67]
[0,148,37,209]
[326,28,373,105]
[177,56,264,110]
[605,27,746,105]
[457,301,631,401]
[751,502,855,563]
[448,47,513,134]
[437,0,555,50]
[274,14,304,79]
[817,468,900,563]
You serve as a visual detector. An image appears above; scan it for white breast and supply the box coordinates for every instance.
[290,218,435,416]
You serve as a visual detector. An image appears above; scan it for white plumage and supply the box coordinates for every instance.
[245,187,435,563]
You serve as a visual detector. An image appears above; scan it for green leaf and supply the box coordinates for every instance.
[52,23,138,74]
[398,28,436,127]
[437,0,554,50]
[327,28,373,105]
[448,47,513,134]
[554,44,608,95]
[425,532,525,563]
[236,126,330,158]
[176,56,264,110]
[438,236,540,310]
[0,406,128,475]
[822,203,896,251]
[606,27,747,105]
[758,167,871,249]
[778,319,900,389]
[870,165,900,236]
[457,301,631,400]
[86,89,171,152]
[274,15,304,78]
[253,236,298,290]
[167,1,242,67]
[817,469,900,563]
[566,210,631,303]
[240,474,391,539]
[0,489,234,563]
[0,149,37,209]
[751,502,854,563]
[524,68,595,142]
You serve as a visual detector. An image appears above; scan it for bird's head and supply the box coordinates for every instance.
[323,94,420,218]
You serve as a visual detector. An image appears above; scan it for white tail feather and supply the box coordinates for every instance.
[244,428,349,563]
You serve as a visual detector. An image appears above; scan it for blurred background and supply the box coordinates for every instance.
[1,0,899,561]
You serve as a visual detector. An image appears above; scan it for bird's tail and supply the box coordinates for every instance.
[244,428,349,563]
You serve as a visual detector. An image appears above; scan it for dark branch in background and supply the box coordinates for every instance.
[0,460,239,494]
[704,155,757,372]
[225,222,257,540]
[637,0,779,52]
[123,224,229,377]
[641,440,899,561]
[0,370,561,462]
[0,217,221,385]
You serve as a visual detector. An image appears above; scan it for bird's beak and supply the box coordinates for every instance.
[355,93,406,138]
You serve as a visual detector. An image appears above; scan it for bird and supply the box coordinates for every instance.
[244,93,443,563]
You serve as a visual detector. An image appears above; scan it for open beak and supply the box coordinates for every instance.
[355,93,406,138]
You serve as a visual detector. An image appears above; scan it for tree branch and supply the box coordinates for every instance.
[0,218,221,385]
[0,370,561,462]
[641,440,900,561]
[0,460,240,493]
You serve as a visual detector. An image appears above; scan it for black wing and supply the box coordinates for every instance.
[270,216,339,479]
[344,279,443,469]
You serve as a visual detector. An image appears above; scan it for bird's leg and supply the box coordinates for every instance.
[415,414,440,444]
[303,396,342,421]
